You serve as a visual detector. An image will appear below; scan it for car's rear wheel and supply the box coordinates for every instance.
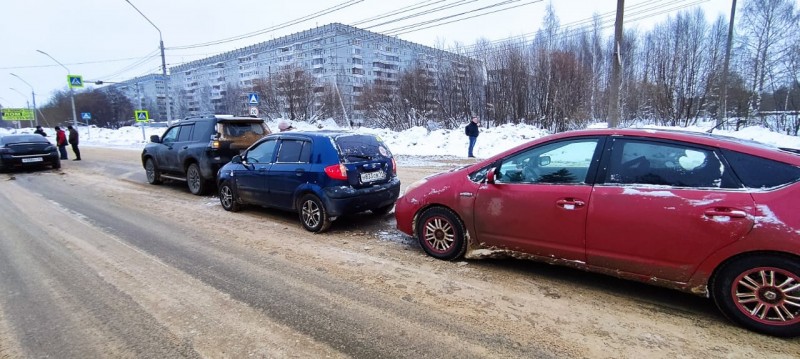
[52,159,61,170]
[711,254,800,337]
[144,158,161,184]
[416,207,467,260]
[186,163,208,195]
[371,204,394,215]
[218,181,240,212]
[299,194,331,233]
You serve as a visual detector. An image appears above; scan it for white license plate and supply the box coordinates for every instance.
[21,157,43,163]
[360,170,386,183]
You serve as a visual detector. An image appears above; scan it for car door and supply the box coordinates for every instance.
[586,137,755,282]
[472,137,603,261]
[156,125,182,173]
[265,138,313,209]
[234,139,277,205]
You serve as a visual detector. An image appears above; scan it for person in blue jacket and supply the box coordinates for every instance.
[465,116,480,158]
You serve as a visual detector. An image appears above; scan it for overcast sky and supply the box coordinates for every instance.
[1,0,734,111]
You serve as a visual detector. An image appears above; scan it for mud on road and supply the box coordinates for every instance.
[0,147,797,358]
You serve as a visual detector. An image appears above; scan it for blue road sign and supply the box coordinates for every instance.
[248,93,259,105]
[81,112,91,120]
[68,75,83,88]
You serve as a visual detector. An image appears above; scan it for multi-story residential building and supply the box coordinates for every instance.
[106,74,169,121]
[169,23,480,121]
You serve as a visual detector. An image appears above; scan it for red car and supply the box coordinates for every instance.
[395,128,800,337]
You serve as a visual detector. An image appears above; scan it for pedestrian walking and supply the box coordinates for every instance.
[465,116,480,158]
[67,125,81,161]
[55,126,68,160]
[34,125,47,137]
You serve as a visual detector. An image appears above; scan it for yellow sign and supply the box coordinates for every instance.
[1,108,34,121]
[134,110,150,122]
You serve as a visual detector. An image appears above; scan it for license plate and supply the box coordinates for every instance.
[22,157,43,163]
[360,170,386,183]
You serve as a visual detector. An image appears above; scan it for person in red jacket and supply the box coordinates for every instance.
[54,126,68,160]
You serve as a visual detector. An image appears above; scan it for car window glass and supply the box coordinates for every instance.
[177,124,193,142]
[606,139,733,188]
[495,139,598,184]
[192,123,210,141]
[721,149,800,189]
[335,134,391,163]
[245,139,277,163]
[222,122,266,137]
[161,126,180,144]
[276,140,307,163]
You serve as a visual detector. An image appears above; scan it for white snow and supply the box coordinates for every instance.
[2,120,798,165]
[622,188,678,197]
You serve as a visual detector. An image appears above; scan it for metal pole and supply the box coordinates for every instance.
[10,88,32,127]
[125,0,172,125]
[10,73,38,127]
[36,50,78,128]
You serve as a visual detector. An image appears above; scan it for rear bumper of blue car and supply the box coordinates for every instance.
[323,177,401,216]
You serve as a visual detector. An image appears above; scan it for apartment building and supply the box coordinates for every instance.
[107,74,169,121]
[169,22,479,120]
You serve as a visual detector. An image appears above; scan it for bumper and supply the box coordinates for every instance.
[323,177,401,216]
[394,195,417,236]
[0,153,59,170]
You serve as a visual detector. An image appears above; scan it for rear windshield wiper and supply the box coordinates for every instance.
[346,154,373,160]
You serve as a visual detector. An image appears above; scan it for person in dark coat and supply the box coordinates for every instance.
[465,116,480,158]
[67,125,81,161]
[34,126,47,137]
[55,126,68,160]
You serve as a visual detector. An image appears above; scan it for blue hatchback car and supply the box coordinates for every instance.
[217,130,401,232]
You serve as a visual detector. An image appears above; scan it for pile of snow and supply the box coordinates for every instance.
[2,120,799,159]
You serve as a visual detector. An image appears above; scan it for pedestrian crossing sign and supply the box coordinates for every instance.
[135,110,149,122]
[67,75,83,88]
[248,93,259,105]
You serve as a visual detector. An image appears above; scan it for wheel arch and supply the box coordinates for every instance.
[709,250,800,292]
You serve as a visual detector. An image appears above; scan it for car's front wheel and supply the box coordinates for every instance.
[416,207,467,260]
[186,163,208,195]
[218,181,240,212]
[711,254,800,337]
[299,194,331,233]
[144,158,161,184]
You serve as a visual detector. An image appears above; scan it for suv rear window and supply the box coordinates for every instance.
[335,134,392,163]
[219,122,267,138]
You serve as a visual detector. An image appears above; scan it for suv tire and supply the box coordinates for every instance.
[186,163,209,195]
[145,158,162,185]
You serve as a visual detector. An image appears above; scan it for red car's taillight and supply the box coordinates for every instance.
[324,163,348,180]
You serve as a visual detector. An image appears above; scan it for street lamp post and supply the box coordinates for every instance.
[36,50,78,128]
[124,0,172,125]
[10,73,38,126]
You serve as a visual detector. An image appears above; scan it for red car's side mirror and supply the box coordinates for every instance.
[486,167,496,184]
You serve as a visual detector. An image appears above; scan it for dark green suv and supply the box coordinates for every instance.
[142,115,271,195]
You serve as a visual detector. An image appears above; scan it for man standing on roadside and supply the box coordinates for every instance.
[67,125,81,161]
[55,126,68,160]
[465,116,480,158]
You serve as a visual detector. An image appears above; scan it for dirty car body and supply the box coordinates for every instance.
[218,131,400,233]
[395,128,800,337]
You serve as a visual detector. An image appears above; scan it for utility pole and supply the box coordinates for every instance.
[10,73,38,127]
[608,0,624,128]
[37,50,78,128]
[718,0,737,128]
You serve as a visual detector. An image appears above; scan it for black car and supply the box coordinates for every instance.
[217,131,401,232]
[0,134,60,172]
[142,115,271,195]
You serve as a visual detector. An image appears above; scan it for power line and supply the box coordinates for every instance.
[166,0,364,50]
